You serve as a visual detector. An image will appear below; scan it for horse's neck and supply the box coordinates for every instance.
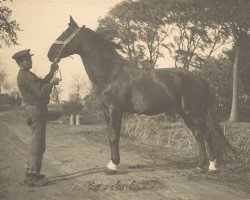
[78,45,123,89]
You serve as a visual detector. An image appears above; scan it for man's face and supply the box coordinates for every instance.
[19,56,32,70]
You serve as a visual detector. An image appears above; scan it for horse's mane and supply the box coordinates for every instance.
[85,28,122,58]
[84,28,137,69]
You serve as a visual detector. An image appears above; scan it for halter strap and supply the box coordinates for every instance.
[54,40,64,45]
[53,27,81,63]
[54,27,81,47]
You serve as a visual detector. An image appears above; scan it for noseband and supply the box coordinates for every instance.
[53,27,81,63]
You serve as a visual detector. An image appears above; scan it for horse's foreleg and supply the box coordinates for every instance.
[105,105,123,174]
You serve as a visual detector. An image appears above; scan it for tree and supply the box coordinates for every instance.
[97,0,228,70]
[0,1,20,110]
[97,0,170,69]
[131,0,170,69]
[83,85,102,112]
[204,0,250,122]
[197,57,233,117]
[50,85,63,105]
[0,68,7,94]
[61,100,83,115]
[69,75,89,102]
[154,0,229,70]
[0,0,20,48]
[2,81,11,93]
[97,1,139,66]
[238,34,250,91]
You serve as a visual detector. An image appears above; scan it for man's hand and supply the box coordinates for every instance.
[50,77,60,85]
[50,62,59,73]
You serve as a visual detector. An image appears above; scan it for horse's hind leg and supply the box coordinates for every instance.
[180,112,207,171]
[103,105,123,174]
[202,127,217,171]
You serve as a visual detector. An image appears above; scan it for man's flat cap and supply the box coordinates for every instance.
[12,49,34,60]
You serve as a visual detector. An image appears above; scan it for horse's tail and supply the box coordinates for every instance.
[205,87,236,162]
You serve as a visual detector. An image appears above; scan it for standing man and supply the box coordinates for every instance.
[12,49,60,186]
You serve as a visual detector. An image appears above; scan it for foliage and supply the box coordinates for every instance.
[0,68,7,93]
[122,113,250,189]
[97,0,230,70]
[238,34,250,89]
[0,90,22,112]
[165,0,229,70]
[0,1,20,48]
[203,0,250,122]
[122,113,195,154]
[97,0,249,71]
[0,67,12,94]
[197,55,249,120]
[83,86,102,112]
[61,100,83,116]
[97,0,170,69]
[204,0,250,39]
[68,92,82,103]
[197,57,233,115]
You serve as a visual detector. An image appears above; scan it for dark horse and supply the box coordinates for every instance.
[48,16,233,174]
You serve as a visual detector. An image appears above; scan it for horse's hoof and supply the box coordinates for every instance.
[104,168,117,175]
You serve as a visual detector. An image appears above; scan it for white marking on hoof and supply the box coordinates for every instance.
[209,159,217,171]
[107,160,118,171]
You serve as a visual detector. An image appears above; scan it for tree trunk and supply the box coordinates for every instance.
[0,84,2,111]
[229,43,240,122]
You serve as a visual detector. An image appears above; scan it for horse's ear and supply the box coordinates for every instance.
[69,15,79,27]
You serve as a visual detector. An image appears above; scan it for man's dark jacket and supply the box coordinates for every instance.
[17,69,54,107]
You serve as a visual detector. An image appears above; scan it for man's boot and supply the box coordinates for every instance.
[24,173,47,186]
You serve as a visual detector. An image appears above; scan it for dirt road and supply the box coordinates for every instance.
[0,111,249,200]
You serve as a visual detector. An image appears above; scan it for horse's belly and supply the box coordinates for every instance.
[130,90,177,115]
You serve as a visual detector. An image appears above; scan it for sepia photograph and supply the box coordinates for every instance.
[0,0,249,199]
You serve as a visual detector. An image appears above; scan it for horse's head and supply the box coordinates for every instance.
[48,16,82,63]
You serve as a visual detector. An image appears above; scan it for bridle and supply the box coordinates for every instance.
[53,26,81,63]
[50,26,81,103]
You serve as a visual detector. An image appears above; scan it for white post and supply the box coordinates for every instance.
[70,114,75,125]
[76,114,81,125]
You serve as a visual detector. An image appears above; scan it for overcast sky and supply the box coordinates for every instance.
[0,0,124,100]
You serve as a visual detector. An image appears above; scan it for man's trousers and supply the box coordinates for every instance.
[25,105,47,174]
